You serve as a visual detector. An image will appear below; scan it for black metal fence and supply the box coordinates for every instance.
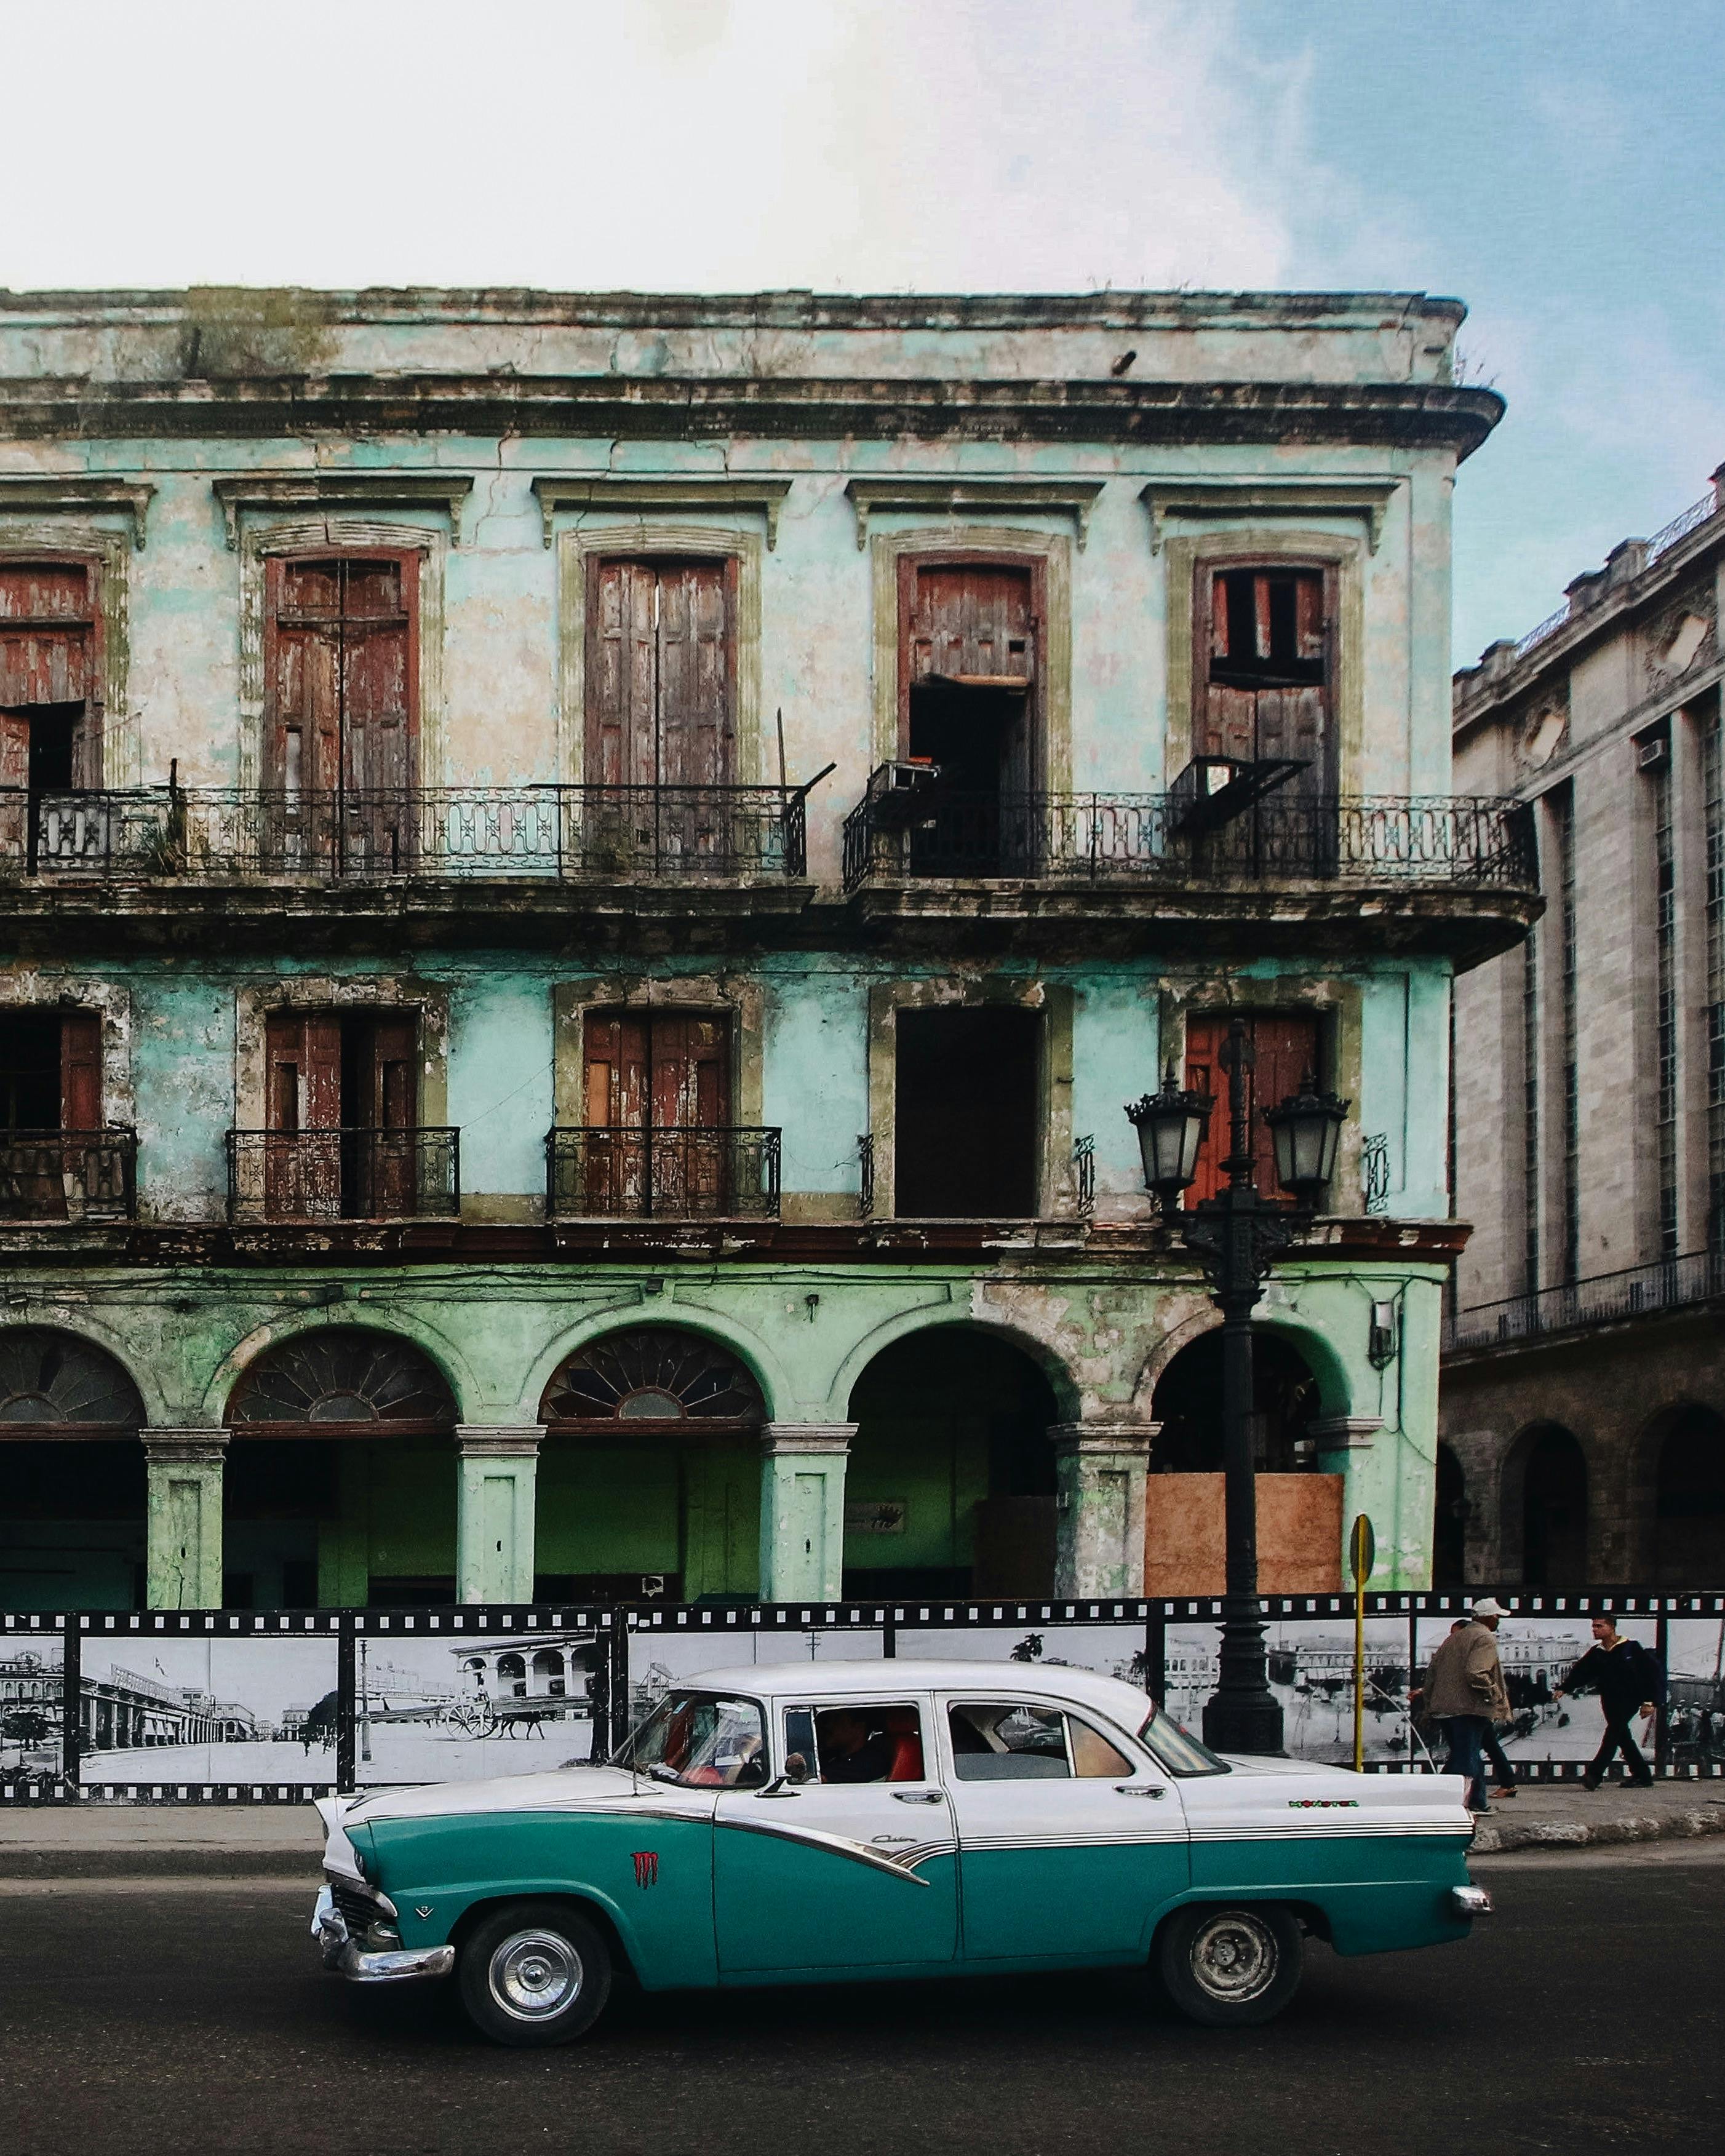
[5,1589,1722,1805]
[842,787,1537,893]
[1444,1247,1725,1353]
[0,1129,137,1222]
[0,783,810,881]
[546,1126,782,1220]
[226,1128,461,1223]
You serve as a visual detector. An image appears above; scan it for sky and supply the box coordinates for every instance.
[0,0,1719,664]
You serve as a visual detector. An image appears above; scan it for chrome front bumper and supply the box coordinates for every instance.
[1451,1884,1493,1918]
[312,1884,455,1984]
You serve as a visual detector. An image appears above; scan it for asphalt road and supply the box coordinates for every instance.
[4,1848,1720,2156]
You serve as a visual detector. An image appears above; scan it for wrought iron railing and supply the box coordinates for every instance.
[226,1128,460,1223]
[0,1129,137,1222]
[0,782,810,881]
[546,1127,781,1221]
[1444,1246,1725,1353]
[842,782,1538,893]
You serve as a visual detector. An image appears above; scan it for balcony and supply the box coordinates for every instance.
[4,782,810,882]
[546,1127,781,1222]
[226,1128,460,1225]
[840,772,1539,964]
[0,1129,137,1222]
[1444,1248,1725,1357]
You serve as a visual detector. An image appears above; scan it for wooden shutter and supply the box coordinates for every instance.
[0,709,28,862]
[263,1011,342,1219]
[906,563,1035,690]
[0,563,92,707]
[60,1012,102,1131]
[338,560,415,796]
[268,559,341,797]
[1197,566,1333,793]
[647,1012,729,1129]
[586,560,658,790]
[655,562,735,789]
[1184,1012,1322,1206]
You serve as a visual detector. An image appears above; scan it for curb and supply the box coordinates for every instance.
[1472,1804,1725,1855]
[0,1848,319,1880]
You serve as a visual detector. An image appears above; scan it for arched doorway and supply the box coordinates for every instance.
[844,1329,1060,1598]
[1654,1408,1725,1584]
[225,1327,457,1607]
[1433,1444,1468,1589]
[1518,1423,1588,1586]
[0,1328,145,1610]
[536,1327,766,1604]
[1146,1329,1337,1593]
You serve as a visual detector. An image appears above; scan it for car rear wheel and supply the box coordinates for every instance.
[458,1903,612,2048]
[1157,1904,1303,2027]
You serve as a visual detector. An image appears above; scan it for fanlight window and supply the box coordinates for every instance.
[540,1327,764,1428]
[0,1327,144,1430]
[227,1327,456,1432]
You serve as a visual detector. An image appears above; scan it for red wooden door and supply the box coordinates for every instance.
[353,1012,418,1217]
[1198,567,1332,795]
[1184,1012,1322,1207]
[901,560,1037,790]
[584,559,736,828]
[265,1011,342,1217]
[0,709,28,862]
[583,1009,730,1215]
[0,561,98,866]
[60,1012,102,1130]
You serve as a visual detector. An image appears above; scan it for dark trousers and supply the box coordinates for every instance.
[1481,1725,1516,1786]
[1442,1715,1491,1810]
[1588,1709,1653,1785]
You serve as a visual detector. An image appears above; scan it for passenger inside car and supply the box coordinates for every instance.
[804,1705,926,1783]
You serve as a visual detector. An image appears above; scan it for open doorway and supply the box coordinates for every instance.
[0,559,103,868]
[895,1006,1040,1217]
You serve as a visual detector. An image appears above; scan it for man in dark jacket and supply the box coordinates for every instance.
[1555,1616,1664,1790]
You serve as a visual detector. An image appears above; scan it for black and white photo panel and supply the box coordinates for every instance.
[1162,1621,1412,1765]
[1413,1613,1658,1768]
[894,1623,1152,1693]
[354,1628,603,1785]
[0,1631,63,1788]
[78,1634,338,1785]
[624,1626,885,1730]
[1661,1616,1725,1767]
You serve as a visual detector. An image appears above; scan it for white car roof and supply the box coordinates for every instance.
[680,1658,1153,1725]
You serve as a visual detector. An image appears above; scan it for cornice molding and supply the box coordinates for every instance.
[530,475,793,549]
[0,475,155,550]
[1141,478,1402,554]
[210,472,474,550]
[845,477,1104,551]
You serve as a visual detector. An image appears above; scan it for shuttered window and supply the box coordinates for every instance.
[265,555,417,795]
[899,559,1038,796]
[585,559,736,789]
[1197,565,1332,792]
[0,1011,100,1131]
[0,559,102,793]
[1184,1012,1323,1206]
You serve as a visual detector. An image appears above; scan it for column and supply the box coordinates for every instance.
[1050,1425,1153,1597]
[455,1427,544,1605]
[1310,1417,1384,1577]
[143,1430,228,1611]
[759,1425,855,1602]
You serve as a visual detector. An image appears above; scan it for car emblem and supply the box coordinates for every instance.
[632,1851,659,1888]
[414,1904,434,1919]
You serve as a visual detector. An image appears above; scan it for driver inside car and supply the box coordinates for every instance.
[813,1708,896,1784]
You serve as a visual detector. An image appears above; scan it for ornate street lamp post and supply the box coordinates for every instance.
[1127,1017,1347,1756]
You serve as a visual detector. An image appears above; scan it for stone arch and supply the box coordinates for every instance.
[1433,1442,1468,1589]
[537,1327,765,1431]
[1502,1420,1589,1586]
[224,1326,458,1434]
[1128,1304,1356,1428]
[199,1308,473,1428]
[826,1308,1082,1427]
[0,1326,149,1612]
[517,1306,788,1430]
[1146,1326,1327,1475]
[0,1326,145,1432]
[1646,1402,1725,1585]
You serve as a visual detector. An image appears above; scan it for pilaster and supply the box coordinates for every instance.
[1311,1416,1385,1576]
[455,1426,544,1605]
[759,1424,856,1602]
[1050,1425,1153,1596]
[143,1430,229,1611]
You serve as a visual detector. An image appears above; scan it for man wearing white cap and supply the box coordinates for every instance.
[1420,1597,1511,1813]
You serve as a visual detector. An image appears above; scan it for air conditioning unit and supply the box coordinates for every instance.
[1638,734,1669,771]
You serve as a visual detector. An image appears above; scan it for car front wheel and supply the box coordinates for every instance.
[458,1902,612,2048]
[1157,1903,1303,2027]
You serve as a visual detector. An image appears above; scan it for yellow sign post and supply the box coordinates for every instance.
[1349,1513,1375,1773]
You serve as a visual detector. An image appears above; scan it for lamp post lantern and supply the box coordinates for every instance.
[1126,1017,1350,1756]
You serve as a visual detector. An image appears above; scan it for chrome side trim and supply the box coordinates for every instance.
[311,1885,456,1984]
[1450,1884,1492,1917]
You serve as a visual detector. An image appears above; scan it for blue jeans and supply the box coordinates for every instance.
[1442,1715,1491,1810]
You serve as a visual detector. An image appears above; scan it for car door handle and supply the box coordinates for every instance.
[891,1789,945,1804]
[1115,1784,1166,1799]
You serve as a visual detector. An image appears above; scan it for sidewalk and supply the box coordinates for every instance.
[4,1778,1723,1877]
[1469,1778,1725,1855]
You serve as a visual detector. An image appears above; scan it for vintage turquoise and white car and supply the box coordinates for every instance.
[311,1660,1490,2045]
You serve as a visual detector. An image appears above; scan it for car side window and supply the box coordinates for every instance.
[946,1702,1134,1781]
[1069,1716,1133,1779]
[784,1703,928,1785]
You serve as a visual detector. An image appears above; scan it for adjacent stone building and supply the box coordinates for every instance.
[0,285,1528,1613]
[1445,469,1725,1586]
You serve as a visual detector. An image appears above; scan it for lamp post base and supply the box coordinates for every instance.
[1201,1689,1286,1757]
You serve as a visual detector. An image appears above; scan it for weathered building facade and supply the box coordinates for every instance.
[0,287,1528,1613]
[1446,469,1725,1585]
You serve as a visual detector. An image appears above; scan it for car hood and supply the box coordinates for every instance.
[327,1764,651,1829]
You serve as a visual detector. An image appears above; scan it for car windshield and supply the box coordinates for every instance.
[615,1692,767,1788]
[1137,1704,1230,1777]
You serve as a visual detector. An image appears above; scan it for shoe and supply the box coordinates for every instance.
[1581,1775,1602,1792]
[1468,1802,1491,1815]
[1630,1776,1654,1789]
[1490,1785,1518,1799]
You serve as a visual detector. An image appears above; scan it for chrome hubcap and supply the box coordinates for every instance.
[1189,1912,1278,2003]
[490,1930,583,2021]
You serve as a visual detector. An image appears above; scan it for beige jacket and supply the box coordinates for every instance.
[1422,1621,1510,1723]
